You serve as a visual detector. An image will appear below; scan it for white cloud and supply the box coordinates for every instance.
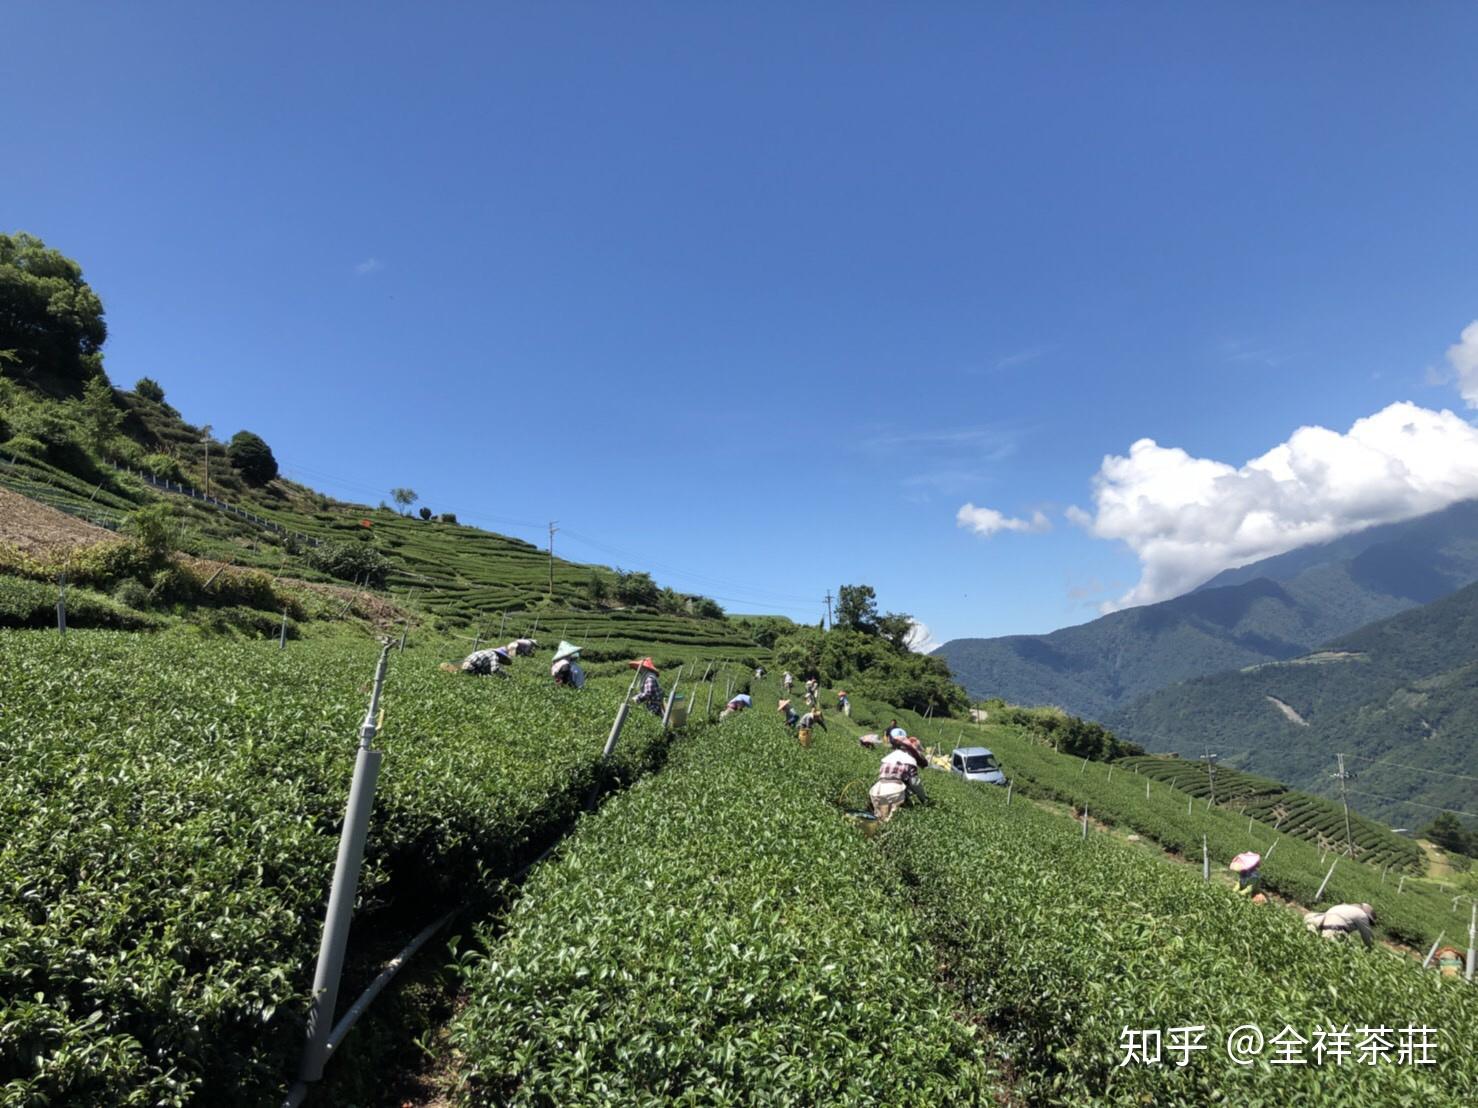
[905,619,941,653]
[956,503,1052,537]
[1448,320,1478,407]
[354,257,384,276]
[1073,396,1478,610]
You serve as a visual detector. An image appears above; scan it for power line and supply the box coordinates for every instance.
[1344,788,1478,822]
[1343,753,1478,785]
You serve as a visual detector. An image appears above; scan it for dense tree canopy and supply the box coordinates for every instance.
[835,584,878,632]
[226,430,278,485]
[0,232,107,389]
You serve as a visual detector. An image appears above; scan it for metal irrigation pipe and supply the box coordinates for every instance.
[295,642,391,1088]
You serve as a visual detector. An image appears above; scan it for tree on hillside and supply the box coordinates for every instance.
[391,487,418,515]
[875,611,914,652]
[134,377,165,403]
[0,232,107,389]
[81,376,121,452]
[419,506,433,521]
[836,584,878,633]
[1424,812,1478,858]
[227,430,278,485]
[614,570,659,608]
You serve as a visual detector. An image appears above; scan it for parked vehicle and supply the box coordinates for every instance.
[950,746,1006,786]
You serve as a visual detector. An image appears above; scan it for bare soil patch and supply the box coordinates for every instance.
[0,487,117,555]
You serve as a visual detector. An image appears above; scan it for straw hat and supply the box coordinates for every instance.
[553,640,582,662]
[778,699,792,710]
[628,657,659,672]
[492,647,511,662]
[1229,852,1261,874]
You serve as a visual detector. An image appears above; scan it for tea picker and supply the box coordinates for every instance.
[509,637,539,657]
[629,657,665,716]
[1303,903,1376,949]
[1229,852,1267,903]
[870,735,929,820]
[778,699,800,728]
[720,693,752,719]
[442,645,512,677]
[551,640,586,688]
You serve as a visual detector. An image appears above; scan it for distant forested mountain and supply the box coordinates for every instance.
[1107,580,1478,827]
[936,500,1478,719]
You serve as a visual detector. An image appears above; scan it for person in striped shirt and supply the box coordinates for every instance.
[629,658,665,716]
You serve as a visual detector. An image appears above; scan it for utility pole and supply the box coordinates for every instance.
[824,591,833,630]
[547,521,558,600]
[201,426,212,499]
[1335,754,1354,857]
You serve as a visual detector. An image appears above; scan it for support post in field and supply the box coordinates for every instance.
[1146,779,1151,800]
[1079,757,1088,777]
[496,611,506,637]
[1335,753,1354,856]
[397,619,407,652]
[1187,796,1192,817]
[1313,858,1337,903]
[660,665,685,731]
[1202,835,1208,882]
[1250,817,1255,835]
[279,607,289,650]
[704,675,716,720]
[56,572,66,637]
[1081,809,1088,839]
[1107,764,1113,784]
[586,668,645,811]
[1005,780,1012,806]
[1380,864,1387,884]
[1422,933,1445,969]
[297,642,391,1086]
[1398,874,1406,895]
[1265,838,1278,860]
[1467,903,1476,984]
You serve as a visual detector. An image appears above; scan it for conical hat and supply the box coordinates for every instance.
[628,656,658,672]
[1229,851,1261,873]
[553,640,581,662]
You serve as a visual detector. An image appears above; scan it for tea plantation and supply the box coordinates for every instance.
[4,628,1477,1105]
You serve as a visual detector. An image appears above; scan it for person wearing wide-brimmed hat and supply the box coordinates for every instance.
[551,641,586,689]
[458,645,512,677]
[509,637,539,657]
[1304,903,1376,949]
[777,699,800,728]
[629,657,665,715]
[1229,852,1264,900]
[872,735,928,818]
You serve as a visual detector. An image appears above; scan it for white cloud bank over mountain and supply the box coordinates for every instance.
[1067,321,1478,610]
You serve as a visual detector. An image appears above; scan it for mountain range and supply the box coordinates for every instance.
[935,499,1478,720]
[1104,579,1478,827]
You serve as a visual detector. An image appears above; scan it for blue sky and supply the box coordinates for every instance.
[8,3,1478,642]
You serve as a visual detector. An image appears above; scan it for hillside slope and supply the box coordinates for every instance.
[936,499,1478,718]
[1108,579,1478,826]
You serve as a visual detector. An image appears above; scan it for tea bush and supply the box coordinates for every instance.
[0,630,666,1105]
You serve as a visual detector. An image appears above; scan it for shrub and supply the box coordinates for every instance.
[437,512,457,525]
[226,430,278,485]
[418,506,432,521]
[124,503,179,562]
[111,577,151,610]
[303,540,391,588]
[134,377,165,403]
[140,451,182,481]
